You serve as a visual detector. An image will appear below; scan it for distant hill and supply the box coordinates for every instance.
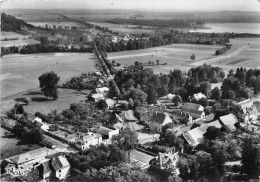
[1,13,35,32]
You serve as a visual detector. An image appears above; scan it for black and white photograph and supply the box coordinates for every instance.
[1,0,260,181]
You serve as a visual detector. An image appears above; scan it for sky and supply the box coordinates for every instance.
[1,0,260,12]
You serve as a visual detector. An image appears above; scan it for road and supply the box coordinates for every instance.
[238,95,260,108]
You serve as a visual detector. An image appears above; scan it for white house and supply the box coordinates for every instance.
[182,103,205,119]
[148,112,173,132]
[75,132,102,150]
[51,155,70,180]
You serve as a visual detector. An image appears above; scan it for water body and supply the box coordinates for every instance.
[189,23,260,34]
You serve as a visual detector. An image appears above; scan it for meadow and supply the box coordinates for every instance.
[109,43,221,73]
[109,38,260,74]
[1,39,40,47]
[28,21,83,28]
[1,52,97,98]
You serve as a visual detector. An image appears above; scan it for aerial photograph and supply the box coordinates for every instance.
[0,0,260,181]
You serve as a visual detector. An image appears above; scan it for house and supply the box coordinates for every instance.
[37,159,51,180]
[189,92,206,101]
[105,98,116,109]
[3,147,57,176]
[94,126,119,140]
[130,149,156,169]
[75,132,102,150]
[148,112,173,132]
[158,93,175,100]
[88,93,105,102]
[95,87,109,95]
[153,150,180,175]
[243,106,258,124]
[219,113,238,132]
[50,155,70,180]
[120,110,138,122]
[182,103,205,119]
[183,120,222,146]
[96,79,104,88]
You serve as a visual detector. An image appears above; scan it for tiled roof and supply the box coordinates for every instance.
[95,126,113,136]
[151,112,172,124]
[10,154,34,164]
[182,103,203,112]
[130,150,155,164]
[51,156,70,171]
[183,120,222,146]
[219,113,238,132]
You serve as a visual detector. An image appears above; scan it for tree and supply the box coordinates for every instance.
[107,80,121,98]
[38,71,60,100]
[190,54,196,61]
[198,97,209,107]
[111,129,138,162]
[172,95,182,106]
[126,88,147,105]
[24,97,32,105]
[199,81,211,97]
[204,126,221,140]
[147,85,157,104]
[97,99,108,110]
[39,36,49,45]
[210,87,221,101]
[241,137,260,178]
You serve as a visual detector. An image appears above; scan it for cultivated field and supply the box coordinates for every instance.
[109,38,260,74]
[1,39,40,47]
[1,52,97,98]
[109,43,221,73]
[90,21,155,34]
[28,21,83,28]
[1,31,31,40]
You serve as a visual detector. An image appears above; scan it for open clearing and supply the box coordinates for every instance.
[109,38,260,73]
[1,52,97,98]
[1,88,87,115]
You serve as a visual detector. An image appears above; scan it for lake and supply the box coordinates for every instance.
[189,23,260,34]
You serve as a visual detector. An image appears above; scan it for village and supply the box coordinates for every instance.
[1,57,260,181]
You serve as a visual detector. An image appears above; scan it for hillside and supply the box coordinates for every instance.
[1,13,35,32]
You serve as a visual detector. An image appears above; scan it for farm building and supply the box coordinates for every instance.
[183,120,222,146]
[182,103,205,119]
[94,126,119,140]
[148,112,173,132]
[219,113,238,132]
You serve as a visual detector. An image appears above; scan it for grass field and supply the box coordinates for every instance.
[1,127,42,159]
[1,31,31,40]
[1,88,87,115]
[28,21,83,28]
[1,39,40,47]
[1,52,97,98]
[109,38,260,74]
[109,43,221,73]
